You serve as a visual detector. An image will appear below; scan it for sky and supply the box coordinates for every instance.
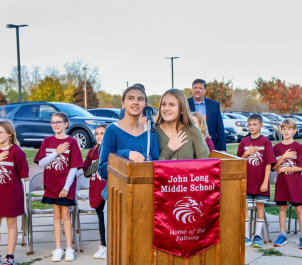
[1,0,302,96]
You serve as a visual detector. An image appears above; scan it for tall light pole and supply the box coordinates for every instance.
[82,66,89,110]
[165,57,179,88]
[6,24,28,102]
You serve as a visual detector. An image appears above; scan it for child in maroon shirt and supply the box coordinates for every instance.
[0,121,29,265]
[272,118,302,249]
[237,114,276,248]
[83,125,107,259]
[34,112,84,262]
[192,112,215,152]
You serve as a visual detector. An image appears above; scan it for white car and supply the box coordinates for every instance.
[222,113,275,141]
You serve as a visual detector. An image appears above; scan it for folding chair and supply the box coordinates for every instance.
[75,172,100,252]
[27,172,76,254]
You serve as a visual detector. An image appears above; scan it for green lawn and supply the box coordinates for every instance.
[226,138,302,218]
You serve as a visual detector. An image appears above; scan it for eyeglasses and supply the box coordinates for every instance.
[50,121,65,125]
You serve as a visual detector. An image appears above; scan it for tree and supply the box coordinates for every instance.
[63,59,102,91]
[147,94,161,109]
[181,88,192,98]
[6,90,28,103]
[0,77,14,93]
[74,80,99,109]
[29,77,75,103]
[255,77,302,114]
[0,92,8,106]
[206,79,233,112]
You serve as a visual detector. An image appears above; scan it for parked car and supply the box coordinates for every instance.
[260,112,302,139]
[282,114,302,123]
[222,113,275,141]
[88,108,121,119]
[224,127,238,143]
[228,111,251,118]
[0,102,118,149]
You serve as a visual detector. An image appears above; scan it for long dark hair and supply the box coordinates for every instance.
[90,124,108,158]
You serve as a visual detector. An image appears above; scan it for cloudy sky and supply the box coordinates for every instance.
[1,0,302,95]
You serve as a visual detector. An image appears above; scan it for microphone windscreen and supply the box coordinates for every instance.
[143,106,154,117]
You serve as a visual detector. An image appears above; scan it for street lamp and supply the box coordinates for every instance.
[6,24,29,102]
[165,57,179,88]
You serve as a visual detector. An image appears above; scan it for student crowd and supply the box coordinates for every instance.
[0,79,301,265]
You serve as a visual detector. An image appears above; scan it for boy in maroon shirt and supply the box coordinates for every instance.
[237,114,276,248]
[272,118,302,249]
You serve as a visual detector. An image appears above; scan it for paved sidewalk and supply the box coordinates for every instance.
[1,210,301,264]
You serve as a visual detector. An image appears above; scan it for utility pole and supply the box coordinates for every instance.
[6,24,28,102]
[82,66,88,110]
[165,57,179,88]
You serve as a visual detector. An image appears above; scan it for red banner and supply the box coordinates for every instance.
[153,159,221,259]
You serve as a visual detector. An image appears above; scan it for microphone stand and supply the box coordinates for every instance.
[146,118,151,161]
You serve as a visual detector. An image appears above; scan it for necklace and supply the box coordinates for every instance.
[121,124,139,133]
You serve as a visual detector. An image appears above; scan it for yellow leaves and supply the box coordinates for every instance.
[29,77,75,103]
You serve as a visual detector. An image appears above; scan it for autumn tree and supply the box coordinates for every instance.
[74,80,99,109]
[0,92,8,106]
[206,79,233,112]
[29,77,75,103]
[255,77,302,114]
[147,94,162,109]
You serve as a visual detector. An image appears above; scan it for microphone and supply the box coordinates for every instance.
[143,106,155,133]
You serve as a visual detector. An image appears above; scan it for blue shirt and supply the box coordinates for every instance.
[98,123,159,200]
[194,98,206,115]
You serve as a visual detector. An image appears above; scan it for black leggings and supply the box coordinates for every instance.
[95,200,106,246]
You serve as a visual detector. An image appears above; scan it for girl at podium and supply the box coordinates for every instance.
[98,85,159,263]
[155,89,209,160]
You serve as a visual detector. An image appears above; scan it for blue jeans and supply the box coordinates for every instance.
[103,200,107,264]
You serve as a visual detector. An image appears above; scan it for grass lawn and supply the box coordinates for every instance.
[226,138,302,218]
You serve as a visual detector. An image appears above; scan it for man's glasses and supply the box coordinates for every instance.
[50,121,65,125]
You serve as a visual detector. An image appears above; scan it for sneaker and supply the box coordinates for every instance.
[245,237,252,246]
[3,257,15,265]
[101,247,106,260]
[274,234,288,247]
[252,235,263,248]
[299,237,302,249]
[93,246,105,259]
[65,248,75,262]
[52,248,64,262]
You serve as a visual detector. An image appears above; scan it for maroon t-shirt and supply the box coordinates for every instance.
[206,137,215,152]
[0,145,29,217]
[237,136,276,196]
[83,148,106,209]
[273,141,302,203]
[34,136,84,200]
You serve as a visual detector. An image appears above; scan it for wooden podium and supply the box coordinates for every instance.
[107,151,246,265]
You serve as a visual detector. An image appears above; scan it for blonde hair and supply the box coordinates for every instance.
[155,89,202,139]
[0,120,20,147]
[192,112,211,139]
[281,118,297,130]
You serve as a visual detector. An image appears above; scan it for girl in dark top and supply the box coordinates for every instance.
[83,125,107,259]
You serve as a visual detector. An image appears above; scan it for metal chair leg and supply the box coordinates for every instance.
[264,211,272,243]
[294,212,298,234]
[249,209,253,237]
[29,211,34,254]
[77,211,83,252]
[287,205,292,234]
[72,207,77,252]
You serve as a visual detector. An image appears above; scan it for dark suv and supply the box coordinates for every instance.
[88,108,121,119]
[0,102,117,149]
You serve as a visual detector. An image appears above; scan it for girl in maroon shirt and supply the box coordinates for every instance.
[192,112,215,152]
[0,121,29,265]
[83,125,107,259]
[34,112,84,262]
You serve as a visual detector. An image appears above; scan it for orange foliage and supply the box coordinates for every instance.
[255,77,302,114]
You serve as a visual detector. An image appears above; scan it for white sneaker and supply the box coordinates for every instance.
[52,248,64,262]
[93,246,105,259]
[101,247,106,260]
[65,248,75,262]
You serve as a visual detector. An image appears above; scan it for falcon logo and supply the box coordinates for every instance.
[47,155,69,171]
[0,166,12,184]
[173,197,203,224]
[280,159,295,175]
[247,152,263,166]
